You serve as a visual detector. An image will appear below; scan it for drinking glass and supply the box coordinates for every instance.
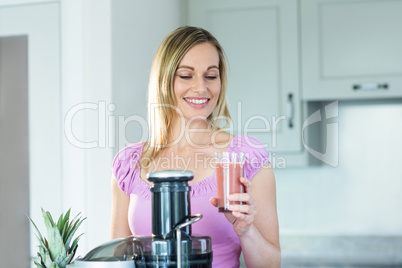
[215,152,245,212]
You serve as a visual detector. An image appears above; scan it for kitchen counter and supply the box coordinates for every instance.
[279,235,402,268]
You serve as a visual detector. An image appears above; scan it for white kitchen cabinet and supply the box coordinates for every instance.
[301,0,402,100]
[187,0,303,156]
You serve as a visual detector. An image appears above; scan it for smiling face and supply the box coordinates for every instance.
[173,42,221,122]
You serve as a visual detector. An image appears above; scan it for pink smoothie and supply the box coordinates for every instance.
[216,162,244,212]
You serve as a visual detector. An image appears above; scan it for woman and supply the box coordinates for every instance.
[111,26,280,267]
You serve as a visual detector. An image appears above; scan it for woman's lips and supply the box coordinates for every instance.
[184,97,210,108]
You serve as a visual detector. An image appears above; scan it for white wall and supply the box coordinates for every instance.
[276,100,402,236]
[60,0,183,257]
[60,0,113,256]
[82,0,114,252]
[111,0,184,152]
[63,0,184,254]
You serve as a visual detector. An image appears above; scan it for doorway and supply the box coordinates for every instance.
[0,35,30,267]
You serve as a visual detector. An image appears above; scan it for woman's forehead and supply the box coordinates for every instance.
[179,43,220,68]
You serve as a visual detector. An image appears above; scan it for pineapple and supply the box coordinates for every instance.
[28,208,86,268]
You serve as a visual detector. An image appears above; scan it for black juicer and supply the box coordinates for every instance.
[67,170,213,268]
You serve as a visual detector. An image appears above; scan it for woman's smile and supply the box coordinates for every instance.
[184,97,210,108]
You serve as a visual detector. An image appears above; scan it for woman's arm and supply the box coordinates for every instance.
[211,163,281,267]
[110,175,132,239]
[236,163,280,267]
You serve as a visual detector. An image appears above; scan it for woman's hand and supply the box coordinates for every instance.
[212,164,281,267]
[210,177,257,236]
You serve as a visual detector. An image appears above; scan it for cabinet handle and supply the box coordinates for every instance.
[287,93,294,128]
[353,83,388,91]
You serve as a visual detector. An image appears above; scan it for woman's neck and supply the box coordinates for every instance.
[169,117,213,149]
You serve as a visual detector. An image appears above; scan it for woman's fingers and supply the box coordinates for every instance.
[223,177,258,235]
[240,176,252,192]
[228,178,257,217]
[228,196,256,216]
[228,193,253,203]
[228,203,256,215]
[209,197,218,207]
[232,211,254,224]
[211,177,257,234]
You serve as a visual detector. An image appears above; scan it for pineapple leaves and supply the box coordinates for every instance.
[34,261,43,268]
[41,246,55,268]
[41,208,67,264]
[57,209,71,235]
[27,214,45,247]
[69,233,84,255]
[64,214,86,252]
[59,253,74,267]
[28,208,86,268]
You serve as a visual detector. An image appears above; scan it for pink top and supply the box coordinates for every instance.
[112,135,270,268]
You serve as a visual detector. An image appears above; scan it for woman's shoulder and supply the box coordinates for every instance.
[228,135,271,179]
[112,142,147,196]
[211,132,267,155]
[228,135,266,153]
[114,142,146,160]
[112,142,146,171]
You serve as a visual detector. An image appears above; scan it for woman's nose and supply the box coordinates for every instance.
[192,76,207,94]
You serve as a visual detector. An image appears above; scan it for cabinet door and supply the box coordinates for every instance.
[188,0,302,153]
[302,0,402,100]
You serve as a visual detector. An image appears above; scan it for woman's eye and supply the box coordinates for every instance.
[179,75,192,79]
[206,76,218,80]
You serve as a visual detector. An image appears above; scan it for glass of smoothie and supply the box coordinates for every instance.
[215,151,245,213]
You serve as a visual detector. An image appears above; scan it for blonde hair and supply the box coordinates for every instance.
[141,26,231,167]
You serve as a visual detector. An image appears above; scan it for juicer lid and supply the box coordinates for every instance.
[147,170,194,182]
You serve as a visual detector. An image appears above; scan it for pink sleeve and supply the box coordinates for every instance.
[228,135,270,180]
[112,143,145,196]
